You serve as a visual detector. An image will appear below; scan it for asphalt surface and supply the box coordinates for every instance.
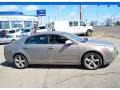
[0,28,120,87]
[94,26,120,39]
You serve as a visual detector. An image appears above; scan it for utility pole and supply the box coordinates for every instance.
[97,5,99,26]
[80,5,83,20]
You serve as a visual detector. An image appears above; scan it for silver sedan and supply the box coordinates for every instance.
[0,35,19,44]
[4,31,118,70]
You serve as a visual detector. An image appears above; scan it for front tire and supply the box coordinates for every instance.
[14,54,28,69]
[82,53,103,70]
[11,39,16,43]
[86,30,92,36]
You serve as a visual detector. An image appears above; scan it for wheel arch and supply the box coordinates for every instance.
[87,29,93,32]
[13,53,29,64]
[80,51,104,65]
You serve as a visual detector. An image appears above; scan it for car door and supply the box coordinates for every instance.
[48,34,79,64]
[23,34,49,64]
[79,21,87,33]
[69,21,75,33]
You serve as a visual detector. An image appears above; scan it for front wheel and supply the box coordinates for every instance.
[86,30,92,36]
[11,39,16,43]
[82,53,103,70]
[14,54,28,69]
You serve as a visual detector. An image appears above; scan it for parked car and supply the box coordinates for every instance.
[36,25,47,33]
[0,30,9,37]
[0,35,19,44]
[4,31,118,70]
[50,20,93,36]
[7,28,22,37]
[21,28,33,37]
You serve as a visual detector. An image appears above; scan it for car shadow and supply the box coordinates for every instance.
[0,61,15,68]
[1,61,110,70]
[1,61,86,70]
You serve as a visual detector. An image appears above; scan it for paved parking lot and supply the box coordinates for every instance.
[0,31,120,87]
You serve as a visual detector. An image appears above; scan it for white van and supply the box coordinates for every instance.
[51,20,93,36]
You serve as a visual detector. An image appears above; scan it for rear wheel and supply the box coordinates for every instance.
[14,54,28,69]
[82,53,103,70]
[86,30,92,36]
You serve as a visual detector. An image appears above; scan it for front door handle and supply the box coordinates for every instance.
[48,46,54,49]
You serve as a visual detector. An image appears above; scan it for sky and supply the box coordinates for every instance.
[0,5,120,24]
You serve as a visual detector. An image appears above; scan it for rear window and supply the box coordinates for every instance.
[23,29,30,32]
[9,30,15,33]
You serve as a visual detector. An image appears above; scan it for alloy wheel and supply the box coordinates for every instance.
[83,53,102,70]
[14,54,28,69]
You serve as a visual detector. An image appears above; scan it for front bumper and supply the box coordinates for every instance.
[104,48,118,65]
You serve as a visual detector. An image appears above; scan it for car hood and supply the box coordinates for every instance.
[85,38,113,46]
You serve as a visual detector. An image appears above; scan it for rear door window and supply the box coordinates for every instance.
[25,35,48,44]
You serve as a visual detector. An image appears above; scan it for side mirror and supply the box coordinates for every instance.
[65,40,73,44]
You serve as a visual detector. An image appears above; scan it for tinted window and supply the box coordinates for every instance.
[49,35,68,44]
[23,29,30,32]
[69,21,73,27]
[25,35,48,44]
[69,21,78,27]
[74,21,78,26]
[9,30,15,33]
[39,26,46,29]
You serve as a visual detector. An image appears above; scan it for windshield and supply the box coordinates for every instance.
[62,32,88,43]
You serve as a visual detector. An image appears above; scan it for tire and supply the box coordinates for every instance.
[11,39,16,43]
[86,30,92,36]
[82,53,103,70]
[14,54,28,69]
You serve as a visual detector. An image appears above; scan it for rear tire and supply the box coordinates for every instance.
[14,54,28,69]
[82,53,103,70]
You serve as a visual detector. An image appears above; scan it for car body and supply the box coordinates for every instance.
[4,31,118,70]
[50,20,93,36]
[21,28,33,37]
[7,28,22,37]
[0,35,20,44]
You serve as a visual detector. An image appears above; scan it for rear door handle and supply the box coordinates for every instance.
[48,46,54,49]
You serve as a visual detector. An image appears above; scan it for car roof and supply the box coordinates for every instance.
[30,31,66,36]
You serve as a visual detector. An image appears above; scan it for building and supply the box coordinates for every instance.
[0,11,38,31]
